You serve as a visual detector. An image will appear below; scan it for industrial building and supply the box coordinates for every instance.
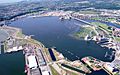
[42,71,50,75]
[27,55,38,69]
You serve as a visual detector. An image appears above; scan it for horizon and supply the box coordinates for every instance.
[0,0,23,3]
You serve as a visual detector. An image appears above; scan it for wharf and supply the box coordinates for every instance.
[81,57,102,71]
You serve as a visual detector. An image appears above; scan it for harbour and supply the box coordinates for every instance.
[8,16,116,75]
[0,10,119,75]
[0,0,120,75]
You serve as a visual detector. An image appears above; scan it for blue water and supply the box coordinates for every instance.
[0,51,25,75]
[87,70,108,75]
[48,48,56,61]
[84,19,120,28]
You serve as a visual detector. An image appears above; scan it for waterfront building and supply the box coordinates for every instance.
[27,55,38,69]
[42,71,50,75]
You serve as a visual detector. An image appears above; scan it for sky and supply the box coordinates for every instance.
[0,0,23,3]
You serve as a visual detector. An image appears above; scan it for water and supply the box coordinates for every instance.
[10,16,114,75]
[10,16,113,61]
[48,48,56,61]
[0,51,25,75]
[84,19,120,28]
[87,70,108,75]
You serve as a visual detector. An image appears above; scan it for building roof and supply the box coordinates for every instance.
[0,29,9,42]
[27,55,37,69]
[42,71,50,75]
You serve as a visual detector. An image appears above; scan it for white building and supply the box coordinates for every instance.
[27,55,38,69]
[42,71,50,75]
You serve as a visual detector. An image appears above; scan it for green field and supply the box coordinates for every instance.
[115,37,120,42]
[73,27,95,39]
[91,22,112,33]
[49,65,59,75]
[107,18,116,22]
[78,11,98,14]
[91,17,104,21]
[91,17,116,22]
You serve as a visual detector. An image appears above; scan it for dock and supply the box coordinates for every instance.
[81,56,102,71]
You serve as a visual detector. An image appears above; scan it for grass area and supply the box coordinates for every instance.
[91,22,112,33]
[91,17,104,21]
[71,72,78,75]
[18,39,28,46]
[115,37,120,42]
[58,64,81,75]
[91,17,116,22]
[16,30,25,38]
[114,72,119,75]
[107,18,116,22]
[74,27,94,39]
[78,10,98,14]
[49,65,60,75]
[28,38,44,48]
[61,64,86,74]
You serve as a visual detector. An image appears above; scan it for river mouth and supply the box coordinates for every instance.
[10,16,114,62]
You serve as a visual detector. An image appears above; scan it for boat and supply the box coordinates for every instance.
[105,52,108,57]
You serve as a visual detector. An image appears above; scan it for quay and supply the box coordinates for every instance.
[81,56,102,71]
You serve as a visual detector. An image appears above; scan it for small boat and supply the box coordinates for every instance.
[105,52,108,57]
